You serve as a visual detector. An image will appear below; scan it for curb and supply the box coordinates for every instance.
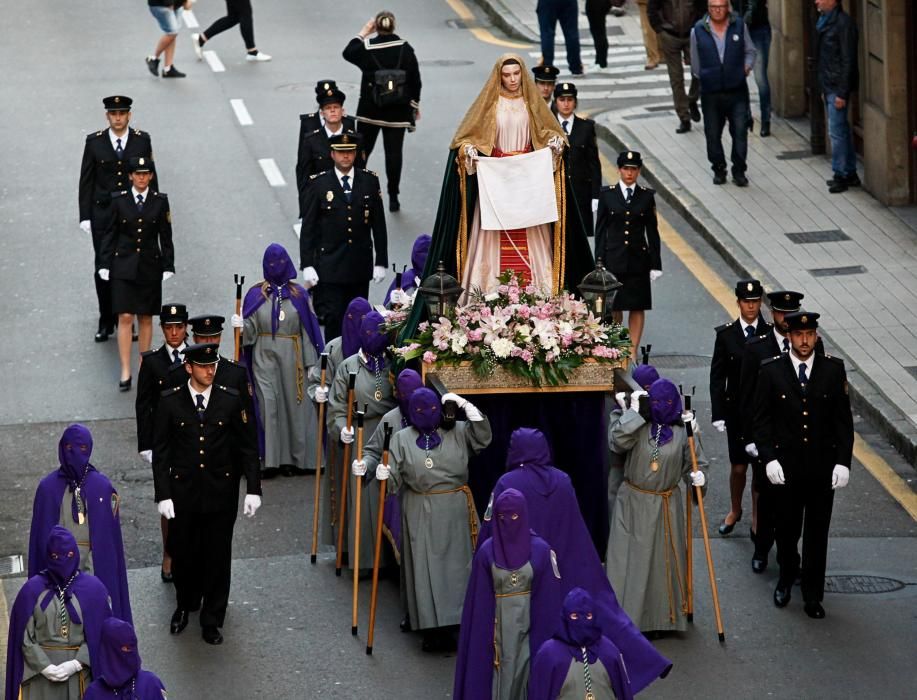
[473,0,540,44]
[595,119,917,469]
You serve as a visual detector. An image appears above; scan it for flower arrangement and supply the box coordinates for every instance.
[394,271,630,387]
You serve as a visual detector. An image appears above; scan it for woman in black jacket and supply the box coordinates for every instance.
[343,11,422,212]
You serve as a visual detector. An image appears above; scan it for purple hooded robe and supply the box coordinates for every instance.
[28,424,132,623]
[82,618,167,700]
[383,233,431,305]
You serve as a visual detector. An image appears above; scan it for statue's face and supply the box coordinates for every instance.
[500,63,522,93]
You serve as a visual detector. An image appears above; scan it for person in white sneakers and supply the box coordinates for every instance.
[192,0,270,63]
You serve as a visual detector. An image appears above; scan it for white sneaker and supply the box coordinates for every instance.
[246,51,272,62]
[191,34,203,61]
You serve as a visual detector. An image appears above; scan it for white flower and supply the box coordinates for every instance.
[491,337,514,359]
[484,292,500,302]
[450,333,469,354]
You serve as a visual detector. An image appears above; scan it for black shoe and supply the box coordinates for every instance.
[146,57,160,77]
[733,174,749,187]
[804,601,826,619]
[202,625,224,644]
[773,586,792,608]
[160,568,173,583]
[261,467,281,480]
[717,511,742,536]
[713,172,727,185]
[400,615,411,633]
[389,194,400,212]
[826,173,861,188]
[280,464,310,477]
[751,556,767,574]
[95,326,111,342]
[675,120,691,134]
[749,528,757,544]
[162,66,186,78]
[829,180,848,194]
[689,102,701,122]
[170,608,189,634]
[119,377,132,392]
[760,121,771,137]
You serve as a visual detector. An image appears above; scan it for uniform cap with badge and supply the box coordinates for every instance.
[318,88,346,108]
[532,65,560,83]
[784,310,819,332]
[189,314,226,337]
[329,133,361,151]
[766,290,804,313]
[184,343,220,365]
[617,150,643,168]
[128,156,153,173]
[734,278,763,300]
[160,303,189,324]
[553,82,577,99]
[314,79,338,99]
[103,95,132,112]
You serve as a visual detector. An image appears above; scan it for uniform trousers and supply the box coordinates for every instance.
[168,508,237,627]
[775,481,835,602]
[91,211,115,328]
[314,280,370,341]
[751,461,777,558]
[203,0,255,50]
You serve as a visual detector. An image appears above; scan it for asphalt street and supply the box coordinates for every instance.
[1,1,916,698]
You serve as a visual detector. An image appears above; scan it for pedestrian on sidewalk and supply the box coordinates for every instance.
[533,64,561,103]
[146,1,189,78]
[584,0,615,70]
[690,1,756,186]
[648,0,705,133]
[636,0,662,70]
[191,0,271,63]
[536,0,584,75]
[815,0,860,193]
[733,0,772,135]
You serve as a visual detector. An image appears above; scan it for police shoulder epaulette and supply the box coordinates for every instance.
[310,170,328,180]
[133,129,148,138]
[715,322,731,333]
[745,334,766,346]
[638,184,656,195]
[824,354,844,366]
[599,184,612,193]
[154,191,168,199]
[87,130,105,140]
[140,349,158,358]
[160,385,183,398]
[309,128,321,135]
[760,355,782,367]
[214,383,239,396]
[222,357,240,367]
[111,190,129,198]
[363,169,379,177]
[300,112,316,121]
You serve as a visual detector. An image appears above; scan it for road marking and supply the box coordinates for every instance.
[258,158,286,187]
[444,0,533,49]
[598,152,917,522]
[230,99,253,126]
[203,50,225,73]
[528,45,644,59]
[579,86,677,100]
[561,73,681,87]
[182,9,199,29]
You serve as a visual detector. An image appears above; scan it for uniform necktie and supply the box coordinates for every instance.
[115,138,123,159]
[561,120,569,134]
[782,337,790,353]
[626,187,633,204]
[195,394,206,421]
[798,363,808,386]
[136,193,144,211]
[172,349,181,366]
[341,175,352,203]
[745,325,755,338]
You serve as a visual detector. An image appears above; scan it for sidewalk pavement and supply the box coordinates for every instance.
[475,0,917,466]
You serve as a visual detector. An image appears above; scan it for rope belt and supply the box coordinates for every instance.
[421,484,479,549]
[39,644,80,651]
[257,333,305,403]
[625,480,688,624]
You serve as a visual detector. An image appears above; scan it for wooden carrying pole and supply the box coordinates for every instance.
[310,353,329,564]
[684,394,694,622]
[684,413,725,642]
[335,373,357,576]
[367,423,393,655]
[233,274,245,361]
[351,408,366,636]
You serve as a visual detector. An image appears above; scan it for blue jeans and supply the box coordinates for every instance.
[536,0,583,73]
[701,88,749,176]
[749,25,771,122]
[825,93,857,177]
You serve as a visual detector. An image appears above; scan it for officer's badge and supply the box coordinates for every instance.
[241,409,248,424]
[627,152,633,159]
[733,33,740,41]
[205,318,211,327]
[323,82,330,90]
[114,96,121,104]
[784,293,791,301]
[747,282,753,292]
[327,89,333,96]
[138,157,145,166]
[170,306,177,315]
[326,190,334,202]
[111,493,120,517]
[801,315,808,324]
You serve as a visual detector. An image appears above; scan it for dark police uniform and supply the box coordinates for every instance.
[153,344,260,631]
[79,95,156,337]
[752,313,853,609]
[300,140,388,340]
[554,83,601,238]
[594,153,661,310]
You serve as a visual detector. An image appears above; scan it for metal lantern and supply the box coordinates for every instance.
[419,261,464,319]
[577,259,621,320]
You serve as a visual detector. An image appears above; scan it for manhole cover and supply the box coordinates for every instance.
[0,554,24,577]
[419,59,475,67]
[786,229,850,244]
[650,354,711,369]
[824,575,905,594]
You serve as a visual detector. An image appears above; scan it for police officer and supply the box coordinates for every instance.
[299,133,388,341]
[753,312,853,619]
[295,86,362,219]
[532,64,560,104]
[709,279,770,537]
[79,96,156,342]
[594,151,661,353]
[153,343,261,644]
[554,82,601,238]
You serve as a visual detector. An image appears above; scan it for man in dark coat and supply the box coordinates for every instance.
[299,133,388,341]
[709,279,770,538]
[79,95,156,341]
[753,311,854,619]
[648,0,706,133]
[554,82,602,239]
[343,11,422,212]
[153,343,261,644]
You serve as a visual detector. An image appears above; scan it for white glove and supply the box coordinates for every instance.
[375,463,391,481]
[591,198,599,213]
[139,450,153,463]
[98,268,110,281]
[614,392,627,410]
[352,459,367,477]
[79,220,92,235]
[162,271,174,281]
[462,402,484,422]
[690,470,706,487]
[372,265,387,284]
[681,411,699,433]
[340,426,355,444]
[765,460,785,485]
[463,144,479,161]
[389,288,408,307]
[302,266,319,287]
[41,665,68,682]
[441,392,468,409]
[832,465,850,490]
[158,499,175,519]
[629,389,647,412]
[745,443,758,458]
[649,270,663,282]
[230,314,244,329]
[314,386,329,403]
[243,494,261,517]
[57,660,82,678]
[712,420,726,433]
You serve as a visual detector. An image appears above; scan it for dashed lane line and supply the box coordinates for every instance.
[258,158,286,187]
[182,9,199,29]
[230,99,253,126]
[203,50,225,73]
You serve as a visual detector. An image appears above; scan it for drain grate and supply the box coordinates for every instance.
[776,150,813,160]
[786,229,850,244]
[0,554,24,577]
[650,354,711,369]
[824,574,905,594]
[419,59,474,67]
[809,265,867,277]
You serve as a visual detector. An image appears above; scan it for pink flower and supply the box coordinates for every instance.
[516,305,531,320]
[422,351,438,363]
[498,285,510,295]
[467,329,483,342]
[418,321,430,332]
[521,349,534,364]
[545,351,556,362]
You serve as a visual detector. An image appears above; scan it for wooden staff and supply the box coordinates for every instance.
[366,423,392,655]
[335,372,357,576]
[683,392,694,622]
[684,406,725,642]
[352,407,366,636]
[233,274,245,361]
[310,353,329,564]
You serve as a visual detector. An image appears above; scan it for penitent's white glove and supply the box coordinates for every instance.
[441,392,468,409]
[230,314,244,329]
[832,465,850,490]
[629,390,647,412]
[352,459,367,477]
[372,266,387,284]
[614,392,627,410]
[681,411,699,434]
[157,499,175,520]
[57,660,83,678]
[139,450,153,463]
[389,289,408,307]
[649,270,663,282]
[302,267,319,287]
[243,494,261,517]
[314,386,329,403]
[340,426,355,444]
[690,471,706,488]
[765,460,785,485]
[375,463,391,481]
[162,271,174,282]
[462,402,484,422]
[41,664,68,682]
[98,268,110,281]
[745,443,758,458]
[712,420,726,433]
[79,220,92,235]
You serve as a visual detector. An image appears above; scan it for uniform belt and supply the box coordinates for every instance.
[494,589,531,599]
[258,333,305,403]
[76,541,90,548]
[420,484,479,549]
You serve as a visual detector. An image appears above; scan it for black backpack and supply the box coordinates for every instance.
[369,43,410,108]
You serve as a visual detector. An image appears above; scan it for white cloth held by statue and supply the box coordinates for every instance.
[476,147,558,230]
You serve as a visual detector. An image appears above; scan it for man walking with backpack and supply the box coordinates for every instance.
[343,12,422,213]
